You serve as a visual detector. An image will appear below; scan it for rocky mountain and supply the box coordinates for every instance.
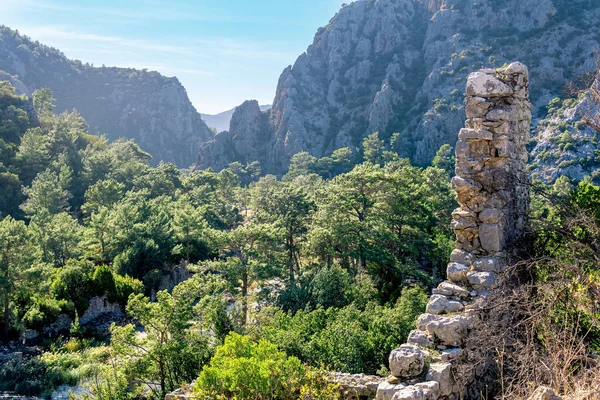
[201,104,270,133]
[531,81,600,184]
[0,26,214,167]
[197,0,600,174]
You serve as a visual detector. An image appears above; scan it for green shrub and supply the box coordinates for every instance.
[194,333,338,400]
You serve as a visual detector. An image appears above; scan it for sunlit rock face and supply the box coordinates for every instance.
[197,0,600,174]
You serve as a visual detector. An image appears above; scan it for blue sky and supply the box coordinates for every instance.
[0,0,348,114]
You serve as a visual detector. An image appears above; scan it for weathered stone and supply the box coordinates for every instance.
[426,362,455,397]
[389,344,426,378]
[449,249,474,266]
[426,294,464,315]
[467,271,497,288]
[479,223,504,252]
[416,313,437,331]
[466,71,514,98]
[376,381,407,400]
[451,176,482,192]
[391,382,439,400]
[479,208,503,224]
[426,315,471,346]
[407,329,434,348]
[434,281,470,298]
[472,257,502,272]
[447,263,469,283]
[502,61,529,78]
[458,128,493,141]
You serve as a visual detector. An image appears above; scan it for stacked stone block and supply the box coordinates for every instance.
[376,62,531,400]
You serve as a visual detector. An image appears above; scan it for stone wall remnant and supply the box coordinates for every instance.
[374,62,532,400]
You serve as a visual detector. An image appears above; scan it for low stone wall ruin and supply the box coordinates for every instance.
[372,62,532,400]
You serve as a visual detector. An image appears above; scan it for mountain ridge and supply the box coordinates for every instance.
[0,25,214,167]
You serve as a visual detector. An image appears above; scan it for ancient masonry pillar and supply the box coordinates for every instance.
[376,63,531,400]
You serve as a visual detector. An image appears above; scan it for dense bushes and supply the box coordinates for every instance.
[252,287,427,374]
[194,333,339,400]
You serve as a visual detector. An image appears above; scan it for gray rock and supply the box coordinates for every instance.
[458,128,493,141]
[433,282,470,298]
[391,382,439,400]
[376,381,407,400]
[479,224,505,252]
[472,257,502,273]
[466,72,514,98]
[389,344,426,378]
[467,271,497,288]
[407,329,434,348]
[449,249,474,266]
[426,294,464,315]
[426,362,455,397]
[446,263,469,283]
[426,315,471,346]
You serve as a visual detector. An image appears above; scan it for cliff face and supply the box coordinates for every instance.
[198,0,600,173]
[0,26,214,167]
[531,89,600,184]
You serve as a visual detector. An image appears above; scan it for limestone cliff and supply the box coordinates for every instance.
[198,0,600,173]
[0,26,214,167]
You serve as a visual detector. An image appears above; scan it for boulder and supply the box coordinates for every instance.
[389,344,426,378]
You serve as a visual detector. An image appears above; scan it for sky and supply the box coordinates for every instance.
[0,0,348,114]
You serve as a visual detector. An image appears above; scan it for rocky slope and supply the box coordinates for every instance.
[531,85,600,184]
[0,26,214,167]
[198,0,600,174]
[201,104,270,133]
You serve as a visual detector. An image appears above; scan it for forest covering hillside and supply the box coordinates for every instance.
[0,26,214,168]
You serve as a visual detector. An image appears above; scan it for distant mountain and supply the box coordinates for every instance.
[197,0,600,174]
[0,26,214,167]
[201,104,271,133]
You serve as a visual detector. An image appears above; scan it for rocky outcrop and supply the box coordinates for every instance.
[0,26,214,167]
[197,0,600,174]
[372,63,531,400]
[197,100,272,171]
[531,82,600,183]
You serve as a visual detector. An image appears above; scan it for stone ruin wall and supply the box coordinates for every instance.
[371,62,532,400]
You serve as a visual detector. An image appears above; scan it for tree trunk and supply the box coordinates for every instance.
[242,267,248,325]
[3,288,9,344]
